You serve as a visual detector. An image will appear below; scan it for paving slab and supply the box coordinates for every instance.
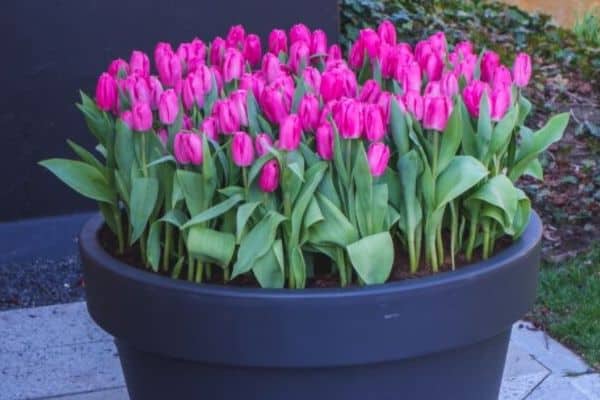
[0,302,597,400]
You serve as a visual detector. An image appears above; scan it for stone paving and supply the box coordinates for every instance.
[0,302,598,400]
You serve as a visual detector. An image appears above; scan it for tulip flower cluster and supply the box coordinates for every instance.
[42,22,568,288]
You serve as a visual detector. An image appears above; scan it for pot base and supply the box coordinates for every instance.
[117,330,510,400]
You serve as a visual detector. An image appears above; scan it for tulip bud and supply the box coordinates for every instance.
[341,67,359,98]
[320,69,345,103]
[183,115,193,130]
[121,110,134,129]
[210,36,226,67]
[428,32,447,57]
[315,123,334,160]
[349,41,365,69]
[379,44,397,79]
[490,86,511,122]
[226,24,246,48]
[492,65,513,89]
[398,60,422,93]
[367,142,390,177]
[124,74,151,105]
[462,80,490,118]
[131,102,153,131]
[279,114,302,151]
[422,52,443,82]
[211,66,224,92]
[108,58,129,78]
[154,42,173,67]
[129,50,150,78]
[254,133,273,157]
[364,104,386,141]
[290,23,311,45]
[327,44,342,62]
[403,91,424,121]
[289,41,310,73]
[262,53,284,83]
[454,41,474,59]
[268,29,288,55]
[189,38,207,63]
[259,159,280,192]
[378,20,397,45]
[377,91,393,124]
[298,93,320,132]
[319,100,338,125]
[441,72,459,97]
[424,81,443,97]
[259,81,292,124]
[231,131,254,167]
[423,96,453,131]
[200,116,219,141]
[158,89,179,125]
[230,89,249,126]
[513,53,532,88]
[311,29,328,55]
[335,99,364,139]
[223,48,244,83]
[359,28,381,59]
[242,34,262,67]
[454,53,478,83]
[303,66,322,94]
[216,99,240,134]
[95,73,118,112]
[480,51,500,83]
[148,76,164,110]
[157,51,182,88]
[359,79,381,103]
[174,132,203,165]
[239,72,266,100]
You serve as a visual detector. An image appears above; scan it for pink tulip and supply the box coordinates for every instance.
[335,99,364,139]
[260,81,292,124]
[428,32,447,57]
[200,116,219,141]
[359,28,381,59]
[319,100,338,125]
[129,50,150,78]
[243,34,262,66]
[298,93,320,132]
[359,79,381,103]
[174,132,203,165]
[341,67,359,98]
[462,80,490,118]
[327,44,342,62]
[422,52,444,82]
[415,40,433,66]
[441,72,459,97]
[454,53,477,83]
[124,74,151,105]
[231,131,254,167]
[131,102,153,131]
[398,60,422,93]
[182,73,205,110]
[454,41,474,59]
[268,29,288,55]
[239,72,265,100]
[403,91,424,121]
[255,133,273,157]
[289,41,310,73]
[211,66,224,92]
[378,20,397,45]
[230,89,248,126]
[320,69,346,103]
[424,81,443,97]
[315,123,334,160]
[158,89,179,125]
[367,142,390,177]
[226,24,246,48]
[423,96,453,131]
[183,115,193,130]
[120,110,134,129]
[480,51,500,83]
[157,51,182,88]
[490,86,511,121]
[215,99,240,133]
[195,64,213,93]
[154,42,173,68]
[349,41,365,69]
[108,58,129,78]
[513,53,532,88]
[377,91,393,124]
[311,29,328,55]
[261,53,284,83]
[223,48,244,83]
[95,72,118,112]
[210,36,226,67]
[492,65,513,89]
[259,159,280,192]
[290,23,312,45]
[279,114,302,151]
[364,104,386,141]
[303,66,322,93]
[379,44,400,79]
[148,76,164,110]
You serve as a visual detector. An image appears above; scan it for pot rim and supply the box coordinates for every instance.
[80,211,542,299]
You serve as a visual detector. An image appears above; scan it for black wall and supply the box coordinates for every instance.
[0,0,339,222]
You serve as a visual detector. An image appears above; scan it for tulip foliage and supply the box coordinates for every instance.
[41,22,568,288]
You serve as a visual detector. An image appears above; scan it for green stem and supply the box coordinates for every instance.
[336,248,347,287]
[242,167,249,198]
[465,211,479,261]
[436,224,444,268]
[140,134,148,177]
[223,265,230,283]
[431,132,439,176]
[195,260,204,283]
[450,201,458,270]
[482,219,491,259]
[113,207,125,255]
[408,234,418,274]
[206,264,212,280]
[162,224,173,272]
[428,232,439,272]
[187,255,195,281]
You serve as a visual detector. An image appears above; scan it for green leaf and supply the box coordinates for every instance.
[435,156,488,209]
[176,170,205,216]
[236,201,261,242]
[303,198,324,233]
[459,99,478,157]
[517,95,532,126]
[347,232,394,285]
[290,162,327,245]
[290,247,307,288]
[438,102,463,173]
[129,177,159,244]
[524,158,544,180]
[147,221,162,272]
[187,227,236,266]
[248,153,276,186]
[182,194,243,229]
[114,120,137,183]
[477,91,492,159]
[490,105,518,155]
[39,159,115,204]
[353,142,373,237]
[257,114,273,134]
[397,150,423,239]
[467,175,519,229]
[371,183,389,234]
[232,211,287,279]
[146,155,176,168]
[291,76,307,113]
[509,113,570,181]
[309,194,358,247]
[159,209,188,229]
[512,188,532,238]
[252,240,285,288]
[390,98,409,156]
[247,91,260,135]
[67,140,105,174]
[171,257,185,279]
[203,74,219,116]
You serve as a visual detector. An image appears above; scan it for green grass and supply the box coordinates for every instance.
[574,8,600,47]
[531,244,600,369]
